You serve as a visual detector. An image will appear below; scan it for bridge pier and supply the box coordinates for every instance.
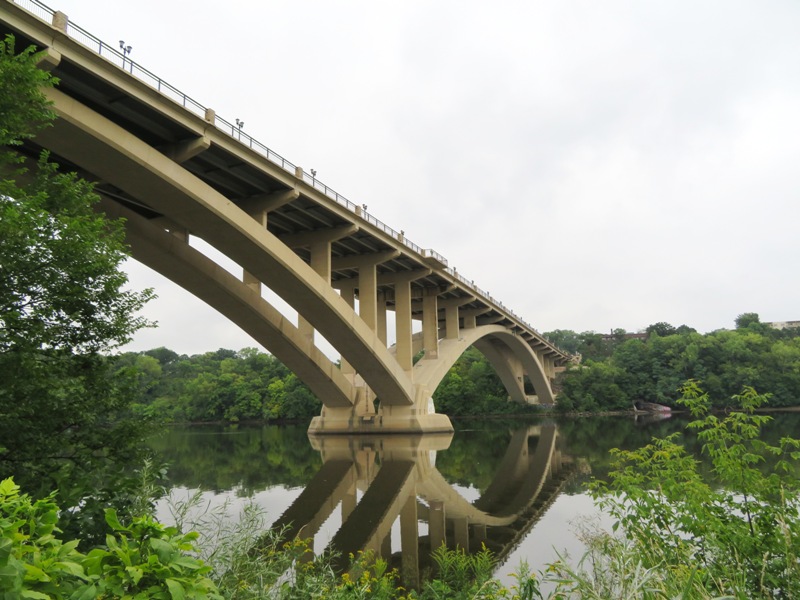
[308,405,454,435]
[308,386,453,435]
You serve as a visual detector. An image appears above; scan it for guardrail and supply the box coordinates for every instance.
[7,0,569,358]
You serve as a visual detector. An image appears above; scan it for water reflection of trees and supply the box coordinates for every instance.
[149,425,321,493]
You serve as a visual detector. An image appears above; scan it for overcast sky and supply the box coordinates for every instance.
[43,0,800,355]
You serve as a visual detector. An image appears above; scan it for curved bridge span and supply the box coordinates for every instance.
[2,0,574,433]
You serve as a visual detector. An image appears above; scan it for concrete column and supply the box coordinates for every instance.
[377,291,388,345]
[242,270,260,293]
[428,500,446,550]
[359,264,378,331]
[395,280,413,372]
[400,493,419,590]
[453,517,469,551]
[472,524,487,546]
[169,227,189,242]
[243,210,267,294]
[340,287,355,376]
[381,532,392,560]
[422,289,439,360]
[298,241,331,342]
[445,306,459,340]
[341,483,357,523]
[463,313,477,329]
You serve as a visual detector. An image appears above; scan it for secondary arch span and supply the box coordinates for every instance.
[412,325,556,405]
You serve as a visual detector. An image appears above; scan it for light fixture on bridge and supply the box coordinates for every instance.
[310,169,317,184]
[235,118,245,140]
[118,40,132,73]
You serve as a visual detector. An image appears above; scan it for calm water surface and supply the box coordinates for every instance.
[149,413,800,586]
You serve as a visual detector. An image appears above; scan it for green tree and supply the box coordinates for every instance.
[735,311,761,329]
[645,321,677,338]
[0,36,154,541]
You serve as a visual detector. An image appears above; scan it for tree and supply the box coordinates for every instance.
[646,321,677,338]
[735,312,761,329]
[0,36,155,539]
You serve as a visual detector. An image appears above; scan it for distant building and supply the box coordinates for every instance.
[766,321,800,330]
[600,332,648,341]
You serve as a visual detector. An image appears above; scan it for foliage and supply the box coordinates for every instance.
[588,382,800,598]
[432,347,540,416]
[122,348,322,423]
[1,35,158,545]
[0,477,85,598]
[419,544,502,599]
[0,477,221,599]
[552,315,800,411]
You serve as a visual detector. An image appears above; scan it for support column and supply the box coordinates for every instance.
[422,289,439,360]
[359,264,378,331]
[428,500,446,550]
[400,493,419,590]
[341,483,357,523]
[381,532,392,560]
[445,306,459,340]
[242,210,266,294]
[377,291,388,345]
[298,241,331,343]
[395,280,413,373]
[453,517,469,551]
[339,287,356,376]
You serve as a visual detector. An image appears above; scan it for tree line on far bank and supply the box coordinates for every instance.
[119,312,800,423]
[551,313,800,412]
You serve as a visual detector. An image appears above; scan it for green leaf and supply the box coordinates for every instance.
[165,578,186,600]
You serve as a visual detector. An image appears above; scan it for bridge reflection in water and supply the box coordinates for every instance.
[270,425,577,588]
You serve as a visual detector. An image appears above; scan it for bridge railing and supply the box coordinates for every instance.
[9,0,569,360]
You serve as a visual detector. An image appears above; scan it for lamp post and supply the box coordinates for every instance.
[119,40,132,72]
[310,169,317,185]
[235,118,244,140]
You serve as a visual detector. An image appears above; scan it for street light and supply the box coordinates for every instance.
[235,118,244,140]
[119,40,132,72]
[310,169,317,184]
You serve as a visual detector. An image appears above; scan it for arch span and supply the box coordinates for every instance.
[412,325,556,405]
[102,198,359,408]
[37,88,417,408]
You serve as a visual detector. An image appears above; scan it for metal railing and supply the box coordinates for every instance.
[8,0,569,358]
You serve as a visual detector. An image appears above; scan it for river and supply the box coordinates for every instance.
[148,412,800,587]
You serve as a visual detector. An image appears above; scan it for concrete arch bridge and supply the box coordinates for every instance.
[1,0,574,434]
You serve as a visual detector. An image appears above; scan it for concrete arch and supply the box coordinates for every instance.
[102,198,359,408]
[37,87,416,407]
[412,325,556,405]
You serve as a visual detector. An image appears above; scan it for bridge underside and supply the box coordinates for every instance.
[1,2,572,433]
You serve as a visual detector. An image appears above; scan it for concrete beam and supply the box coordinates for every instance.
[238,188,299,215]
[439,296,476,309]
[163,135,211,163]
[380,268,432,286]
[36,47,61,71]
[332,250,400,271]
[279,224,358,248]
